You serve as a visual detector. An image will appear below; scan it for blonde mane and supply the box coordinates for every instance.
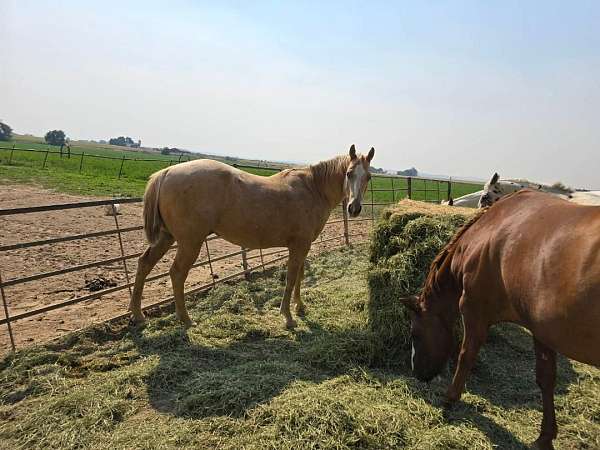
[308,155,351,185]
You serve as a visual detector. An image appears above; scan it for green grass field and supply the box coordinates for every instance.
[0,138,481,202]
[0,245,598,449]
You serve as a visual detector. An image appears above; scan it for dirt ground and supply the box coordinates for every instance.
[0,184,370,353]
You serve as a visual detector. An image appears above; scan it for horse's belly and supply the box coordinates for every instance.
[531,314,600,367]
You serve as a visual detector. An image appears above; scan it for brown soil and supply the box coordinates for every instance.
[0,184,370,353]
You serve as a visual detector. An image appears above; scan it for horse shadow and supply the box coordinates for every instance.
[127,274,579,449]
[392,322,579,448]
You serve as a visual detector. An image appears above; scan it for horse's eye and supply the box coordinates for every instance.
[347,172,352,178]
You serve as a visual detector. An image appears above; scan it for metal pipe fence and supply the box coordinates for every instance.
[0,197,368,352]
[0,157,482,352]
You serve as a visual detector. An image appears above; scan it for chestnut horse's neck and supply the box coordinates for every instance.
[420,210,488,320]
[308,155,351,209]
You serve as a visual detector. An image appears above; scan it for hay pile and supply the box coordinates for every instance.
[367,200,475,366]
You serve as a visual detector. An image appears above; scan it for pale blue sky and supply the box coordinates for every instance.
[2,1,599,187]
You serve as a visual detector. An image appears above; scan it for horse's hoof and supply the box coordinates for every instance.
[129,315,146,326]
[442,396,458,410]
[285,319,297,329]
[295,305,306,317]
[532,438,554,450]
[182,319,196,329]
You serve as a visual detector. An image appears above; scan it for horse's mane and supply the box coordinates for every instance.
[421,208,488,301]
[308,155,351,185]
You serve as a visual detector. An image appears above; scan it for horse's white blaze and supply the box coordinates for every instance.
[349,163,366,203]
[411,342,416,371]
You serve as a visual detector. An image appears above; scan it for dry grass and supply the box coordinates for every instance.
[0,204,598,449]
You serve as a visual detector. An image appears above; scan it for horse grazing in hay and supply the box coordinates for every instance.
[130,145,375,329]
[399,190,600,449]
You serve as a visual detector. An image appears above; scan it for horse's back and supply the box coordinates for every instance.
[154,159,329,249]
[460,190,600,366]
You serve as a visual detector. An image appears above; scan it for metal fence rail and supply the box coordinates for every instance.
[0,197,367,351]
[0,165,481,351]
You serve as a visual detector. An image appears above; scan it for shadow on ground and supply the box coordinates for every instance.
[128,275,578,450]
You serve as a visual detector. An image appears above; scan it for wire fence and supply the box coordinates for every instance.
[0,144,193,179]
[0,145,482,204]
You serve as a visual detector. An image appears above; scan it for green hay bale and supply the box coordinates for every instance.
[367,201,473,367]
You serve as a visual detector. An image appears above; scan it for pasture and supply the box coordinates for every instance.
[0,202,598,449]
[0,138,482,201]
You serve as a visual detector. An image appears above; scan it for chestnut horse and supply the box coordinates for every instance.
[400,190,600,449]
[130,145,374,329]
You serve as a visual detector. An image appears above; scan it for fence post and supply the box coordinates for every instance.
[391,177,396,203]
[259,248,266,273]
[42,150,50,169]
[8,144,15,165]
[205,240,216,287]
[342,199,350,246]
[447,178,452,201]
[112,205,133,301]
[407,177,412,199]
[369,178,375,222]
[178,154,182,164]
[0,270,16,352]
[79,152,85,173]
[118,155,126,179]
[241,247,250,280]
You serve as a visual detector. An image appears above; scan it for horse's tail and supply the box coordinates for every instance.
[143,169,168,244]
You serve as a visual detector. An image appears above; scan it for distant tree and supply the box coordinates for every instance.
[161,147,171,155]
[397,167,418,177]
[0,121,12,141]
[109,136,138,147]
[44,130,66,146]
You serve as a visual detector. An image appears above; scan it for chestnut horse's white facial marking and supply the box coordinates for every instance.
[411,342,416,371]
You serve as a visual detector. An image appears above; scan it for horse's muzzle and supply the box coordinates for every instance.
[348,202,362,217]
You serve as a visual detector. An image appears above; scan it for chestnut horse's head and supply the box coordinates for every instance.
[345,144,375,217]
[400,295,455,382]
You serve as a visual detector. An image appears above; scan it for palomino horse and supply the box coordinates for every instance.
[400,190,600,449]
[130,145,374,329]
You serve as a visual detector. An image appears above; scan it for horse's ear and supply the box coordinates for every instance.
[399,295,421,314]
[489,172,499,185]
[366,147,375,162]
[349,144,357,160]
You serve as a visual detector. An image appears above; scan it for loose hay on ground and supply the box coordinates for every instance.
[367,200,475,366]
[1,225,599,449]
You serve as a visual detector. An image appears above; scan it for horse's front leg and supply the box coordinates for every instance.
[281,244,309,329]
[532,338,557,450]
[446,306,488,404]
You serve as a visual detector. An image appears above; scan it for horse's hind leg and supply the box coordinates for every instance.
[281,244,310,328]
[170,242,202,328]
[533,338,558,450]
[130,231,174,323]
[293,263,306,316]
